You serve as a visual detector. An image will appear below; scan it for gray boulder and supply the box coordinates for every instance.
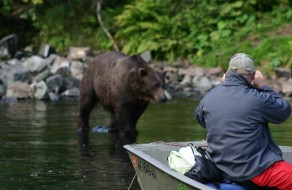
[195,76,213,93]
[50,56,70,74]
[7,58,22,66]
[140,51,152,63]
[46,75,64,93]
[70,61,86,80]
[48,92,60,101]
[0,83,6,98]
[0,64,31,87]
[61,87,80,99]
[22,55,47,73]
[34,70,51,82]
[5,81,30,99]
[274,67,290,79]
[64,77,80,90]
[280,78,292,95]
[0,34,18,59]
[31,81,49,100]
[67,47,94,60]
[55,66,71,78]
[38,44,56,58]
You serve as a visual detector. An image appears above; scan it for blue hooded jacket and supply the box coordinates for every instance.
[195,72,291,181]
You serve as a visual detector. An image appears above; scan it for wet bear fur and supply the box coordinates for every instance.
[78,51,167,138]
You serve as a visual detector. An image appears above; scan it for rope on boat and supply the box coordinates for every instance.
[128,173,137,190]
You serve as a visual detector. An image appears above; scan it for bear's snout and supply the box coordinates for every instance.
[154,93,167,103]
[153,89,168,103]
[158,96,167,103]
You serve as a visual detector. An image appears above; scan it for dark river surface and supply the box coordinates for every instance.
[0,98,291,190]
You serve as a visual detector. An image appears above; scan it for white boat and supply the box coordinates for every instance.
[124,141,292,190]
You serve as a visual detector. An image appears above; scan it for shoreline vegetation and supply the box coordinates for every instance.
[1,1,291,102]
[0,1,291,71]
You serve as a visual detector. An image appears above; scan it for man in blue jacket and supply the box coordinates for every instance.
[195,53,292,189]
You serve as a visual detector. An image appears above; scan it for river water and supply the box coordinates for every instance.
[0,98,291,190]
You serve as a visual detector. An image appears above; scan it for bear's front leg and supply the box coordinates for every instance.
[110,108,138,138]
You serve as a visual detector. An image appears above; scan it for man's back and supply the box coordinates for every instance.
[195,72,290,181]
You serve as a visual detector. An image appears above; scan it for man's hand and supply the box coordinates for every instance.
[253,71,266,88]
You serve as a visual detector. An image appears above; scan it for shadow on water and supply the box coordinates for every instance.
[78,130,136,161]
[0,98,291,189]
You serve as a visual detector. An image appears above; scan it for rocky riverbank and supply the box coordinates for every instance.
[0,45,291,103]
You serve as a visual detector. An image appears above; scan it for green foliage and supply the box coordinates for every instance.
[29,0,131,53]
[114,0,292,65]
[115,0,178,60]
[29,0,95,52]
[0,0,291,71]
[253,36,292,71]
[0,0,124,53]
[0,0,12,14]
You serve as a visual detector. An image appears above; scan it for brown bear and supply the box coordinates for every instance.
[78,51,167,138]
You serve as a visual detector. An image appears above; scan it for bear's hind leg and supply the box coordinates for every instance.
[78,90,97,131]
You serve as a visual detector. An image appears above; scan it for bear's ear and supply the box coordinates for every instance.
[130,55,140,59]
[139,68,147,77]
[130,54,146,63]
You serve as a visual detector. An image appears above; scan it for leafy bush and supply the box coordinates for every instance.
[1,0,291,70]
[114,0,292,69]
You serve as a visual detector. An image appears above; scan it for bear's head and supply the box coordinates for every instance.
[127,55,167,103]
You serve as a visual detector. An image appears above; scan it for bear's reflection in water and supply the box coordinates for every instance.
[77,131,139,189]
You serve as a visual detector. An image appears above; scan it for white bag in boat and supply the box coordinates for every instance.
[167,146,201,174]
[179,146,201,165]
[168,150,192,174]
